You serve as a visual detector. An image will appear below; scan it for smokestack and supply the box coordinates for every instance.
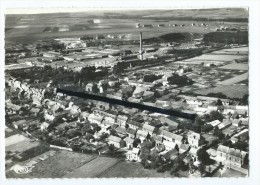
[139,32,143,61]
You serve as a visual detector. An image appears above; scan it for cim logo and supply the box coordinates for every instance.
[11,164,35,174]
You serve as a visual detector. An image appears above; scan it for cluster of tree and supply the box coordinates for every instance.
[203,31,248,44]
[192,111,224,133]
[223,138,249,151]
[143,74,162,83]
[122,86,136,100]
[9,65,109,88]
[239,94,248,105]
[202,111,224,122]
[207,92,227,99]
[167,73,193,86]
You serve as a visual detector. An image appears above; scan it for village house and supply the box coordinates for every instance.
[116,115,128,127]
[136,130,149,142]
[126,148,141,162]
[155,100,171,108]
[127,120,143,130]
[107,135,126,148]
[103,116,116,124]
[208,120,221,128]
[216,144,248,169]
[126,128,137,139]
[85,83,93,92]
[218,119,232,130]
[124,137,135,149]
[160,130,183,146]
[163,140,177,151]
[161,148,179,161]
[141,91,154,100]
[115,126,127,138]
[179,144,190,154]
[185,96,203,108]
[78,111,90,121]
[152,134,164,145]
[40,122,50,131]
[99,120,112,132]
[142,123,157,135]
[88,114,103,124]
[187,131,205,149]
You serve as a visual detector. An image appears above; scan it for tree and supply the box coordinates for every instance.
[194,116,205,127]
[209,111,224,122]
[92,83,99,94]
[240,94,248,105]
[140,147,151,161]
[216,99,223,106]
[108,144,116,152]
[197,148,210,165]
[198,163,206,177]
[213,127,225,140]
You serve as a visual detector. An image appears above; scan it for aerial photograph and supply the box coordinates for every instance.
[4,8,249,178]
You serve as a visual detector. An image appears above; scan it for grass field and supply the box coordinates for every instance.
[100,161,174,178]
[7,150,97,178]
[195,84,248,99]
[63,156,120,178]
[219,72,248,85]
[219,63,248,70]
[5,134,29,147]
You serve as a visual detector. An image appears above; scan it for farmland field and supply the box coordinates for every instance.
[219,63,248,70]
[186,54,246,62]
[195,85,248,99]
[100,161,174,178]
[175,59,225,65]
[5,10,248,44]
[63,156,120,178]
[219,72,248,85]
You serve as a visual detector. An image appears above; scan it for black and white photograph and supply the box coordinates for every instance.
[1,0,260,184]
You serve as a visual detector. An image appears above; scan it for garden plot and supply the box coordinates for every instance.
[63,157,120,178]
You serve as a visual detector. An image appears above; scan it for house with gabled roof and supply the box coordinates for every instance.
[128,120,143,130]
[108,135,126,148]
[160,130,183,146]
[216,144,248,169]
[179,144,190,154]
[126,128,137,139]
[163,140,177,151]
[116,115,128,127]
[142,123,157,135]
[126,148,141,162]
[187,131,205,149]
[115,126,127,138]
[152,134,164,144]
[124,137,135,149]
[136,130,149,142]
[218,119,232,130]
[208,120,221,127]
[88,114,103,124]
[161,148,179,161]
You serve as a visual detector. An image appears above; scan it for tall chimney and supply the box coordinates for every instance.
[139,32,143,61]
